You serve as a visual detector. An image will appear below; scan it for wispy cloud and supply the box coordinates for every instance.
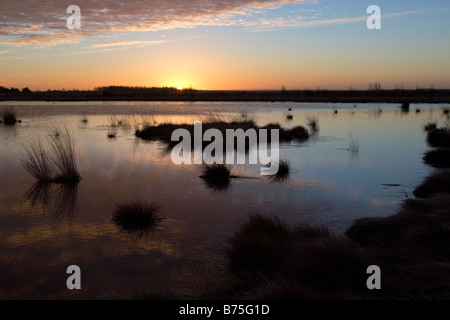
[0,1,430,46]
[0,50,11,55]
[0,0,311,46]
[88,40,167,48]
[244,10,426,30]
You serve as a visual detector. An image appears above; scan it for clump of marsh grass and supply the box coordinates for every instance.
[426,128,450,148]
[231,112,258,127]
[424,122,438,132]
[268,159,291,183]
[48,127,81,184]
[225,214,295,283]
[401,102,410,112]
[0,107,18,125]
[413,171,450,198]
[108,115,130,128]
[278,125,309,142]
[306,116,319,132]
[21,126,81,184]
[423,148,450,168]
[22,140,53,182]
[347,132,360,154]
[112,201,164,235]
[224,214,369,297]
[199,164,233,191]
[107,127,118,139]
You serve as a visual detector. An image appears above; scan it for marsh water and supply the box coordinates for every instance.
[0,101,448,299]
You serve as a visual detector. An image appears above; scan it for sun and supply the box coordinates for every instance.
[177,87,183,90]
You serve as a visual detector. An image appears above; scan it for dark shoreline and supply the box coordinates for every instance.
[1,88,450,103]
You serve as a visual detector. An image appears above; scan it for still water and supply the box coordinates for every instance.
[0,101,448,299]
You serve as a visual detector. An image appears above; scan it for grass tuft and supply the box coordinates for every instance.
[1,107,18,125]
[269,159,291,183]
[306,116,319,132]
[21,126,81,184]
[423,148,450,168]
[413,171,450,198]
[112,201,164,235]
[199,164,231,191]
[48,127,81,184]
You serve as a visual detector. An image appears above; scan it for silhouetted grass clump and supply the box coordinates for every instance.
[413,171,450,198]
[345,195,450,299]
[107,128,118,139]
[306,116,319,132]
[423,148,450,168]
[225,214,296,283]
[112,201,164,235]
[136,120,310,149]
[424,122,438,132]
[49,128,81,184]
[21,127,81,184]
[225,214,370,298]
[269,159,291,183]
[0,107,18,125]
[426,128,450,148]
[22,140,53,182]
[199,164,232,191]
[347,132,360,154]
[280,125,309,142]
[401,102,410,112]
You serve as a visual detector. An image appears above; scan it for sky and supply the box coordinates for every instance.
[0,0,449,91]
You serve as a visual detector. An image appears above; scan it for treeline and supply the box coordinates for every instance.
[1,85,450,103]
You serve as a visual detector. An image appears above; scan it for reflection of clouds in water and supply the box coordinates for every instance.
[4,221,181,259]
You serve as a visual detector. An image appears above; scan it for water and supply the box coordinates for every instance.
[0,101,448,299]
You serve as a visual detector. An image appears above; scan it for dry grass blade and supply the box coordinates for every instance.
[21,139,53,182]
[48,126,81,184]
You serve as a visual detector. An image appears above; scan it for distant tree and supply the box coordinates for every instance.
[21,87,31,93]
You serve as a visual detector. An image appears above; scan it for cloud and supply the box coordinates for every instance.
[243,9,425,30]
[0,50,11,55]
[0,1,428,46]
[88,40,167,48]
[0,0,311,46]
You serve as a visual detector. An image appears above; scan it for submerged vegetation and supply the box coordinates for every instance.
[21,126,81,184]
